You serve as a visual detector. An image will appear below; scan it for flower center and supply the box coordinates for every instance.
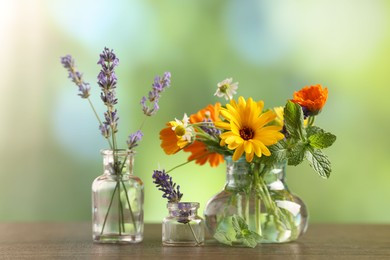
[219,84,228,93]
[239,126,254,140]
[174,125,186,137]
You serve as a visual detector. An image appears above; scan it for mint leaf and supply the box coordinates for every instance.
[306,125,323,136]
[284,101,305,140]
[309,132,336,149]
[213,217,236,246]
[214,231,233,246]
[288,142,307,166]
[305,148,332,178]
[232,215,262,248]
[262,141,288,165]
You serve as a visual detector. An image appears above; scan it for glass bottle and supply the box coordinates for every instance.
[92,149,144,243]
[162,202,204,246]
[204,156,308,244]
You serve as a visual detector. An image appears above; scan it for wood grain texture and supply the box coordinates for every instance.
[0,223,389,259]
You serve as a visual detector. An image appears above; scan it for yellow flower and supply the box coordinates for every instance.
[215,96,284,162]
[273,106,284,127]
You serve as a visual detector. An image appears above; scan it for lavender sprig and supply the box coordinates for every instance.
[60,55,91,98]
[98,47,120,143]
[127,130,144,150]
[152,170,183,203]
[141,72,171,116]
[61,49,172,153]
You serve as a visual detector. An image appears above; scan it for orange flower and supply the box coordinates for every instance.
[183,103,224,167]
[160,119,191,155]
[291,84,328,116]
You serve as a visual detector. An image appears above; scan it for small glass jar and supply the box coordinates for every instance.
[162,202,204,246]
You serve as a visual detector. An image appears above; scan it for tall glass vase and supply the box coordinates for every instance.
[92,149,144,243]
[204,156,308,245]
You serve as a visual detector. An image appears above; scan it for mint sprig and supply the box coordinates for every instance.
[213,215,262,248]
[282,101,335,179]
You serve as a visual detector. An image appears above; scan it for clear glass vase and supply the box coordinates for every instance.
[162,202,204,246]
[204,156,308,245]
[92,149,144,243]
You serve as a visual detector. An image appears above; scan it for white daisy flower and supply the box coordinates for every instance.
[171,114,194,142]
[214,78,238,100]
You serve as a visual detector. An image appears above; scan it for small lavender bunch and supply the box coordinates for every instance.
[152,170,183,202]
[60,47,171,152]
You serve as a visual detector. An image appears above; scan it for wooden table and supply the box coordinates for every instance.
[0,223,389,259]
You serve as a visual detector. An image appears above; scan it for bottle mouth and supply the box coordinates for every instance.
[100,149,136,156]
[167,202,200,210]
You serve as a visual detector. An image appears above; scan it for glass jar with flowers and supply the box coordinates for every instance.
[152,170,204,246]
[155,79,335,247]
[60,48,171,243]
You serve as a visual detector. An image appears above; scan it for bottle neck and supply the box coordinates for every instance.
[224,156,286,189]
[167,202,199,219]
[101,149,135,176]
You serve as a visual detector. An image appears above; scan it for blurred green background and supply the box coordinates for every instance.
[1,0,390,224]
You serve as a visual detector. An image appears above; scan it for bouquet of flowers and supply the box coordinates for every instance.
[156,79,336,247]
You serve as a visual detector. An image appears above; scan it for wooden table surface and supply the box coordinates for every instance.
[0,223,389,259]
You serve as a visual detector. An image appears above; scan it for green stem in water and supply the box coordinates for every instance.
[187,222,200,245]
[121,180,138,234]
[100,182,119,235]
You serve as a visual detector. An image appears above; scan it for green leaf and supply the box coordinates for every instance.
[284,101,305,140]
[232,215,262,248]
[309,132,336,149]
[214,231,233,246]
[305,148,332,178]
[213,217,236,246]
[259,140,288,168]
[287,142,307,166]
[306,125,323,136]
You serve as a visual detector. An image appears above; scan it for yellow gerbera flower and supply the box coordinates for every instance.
[215,96,284,162]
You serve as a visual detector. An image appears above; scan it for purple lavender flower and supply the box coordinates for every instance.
[97,47,119,72]
[152,170,183,203]
[99,124,110,138]
[200,119,221,137]
[127,130,144,150]
[60,55,90,98]
[98,47,119,109]
[141,72,171,116]
[103,110,119,134]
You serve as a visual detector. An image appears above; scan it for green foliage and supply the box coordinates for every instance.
[281,101,335,179]
[287,142,307,166]
[305,148,332,178]
[213,215,262,248]
[232,215,262,248]
[284,101,305,140]
[308,131,336,149]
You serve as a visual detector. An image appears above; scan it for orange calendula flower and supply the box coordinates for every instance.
[183,103,224,167]
[291,84,328,116]
[215,97,284,162]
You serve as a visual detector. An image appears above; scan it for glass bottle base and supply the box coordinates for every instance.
[93,233,143,244]
[162,240,204,247]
